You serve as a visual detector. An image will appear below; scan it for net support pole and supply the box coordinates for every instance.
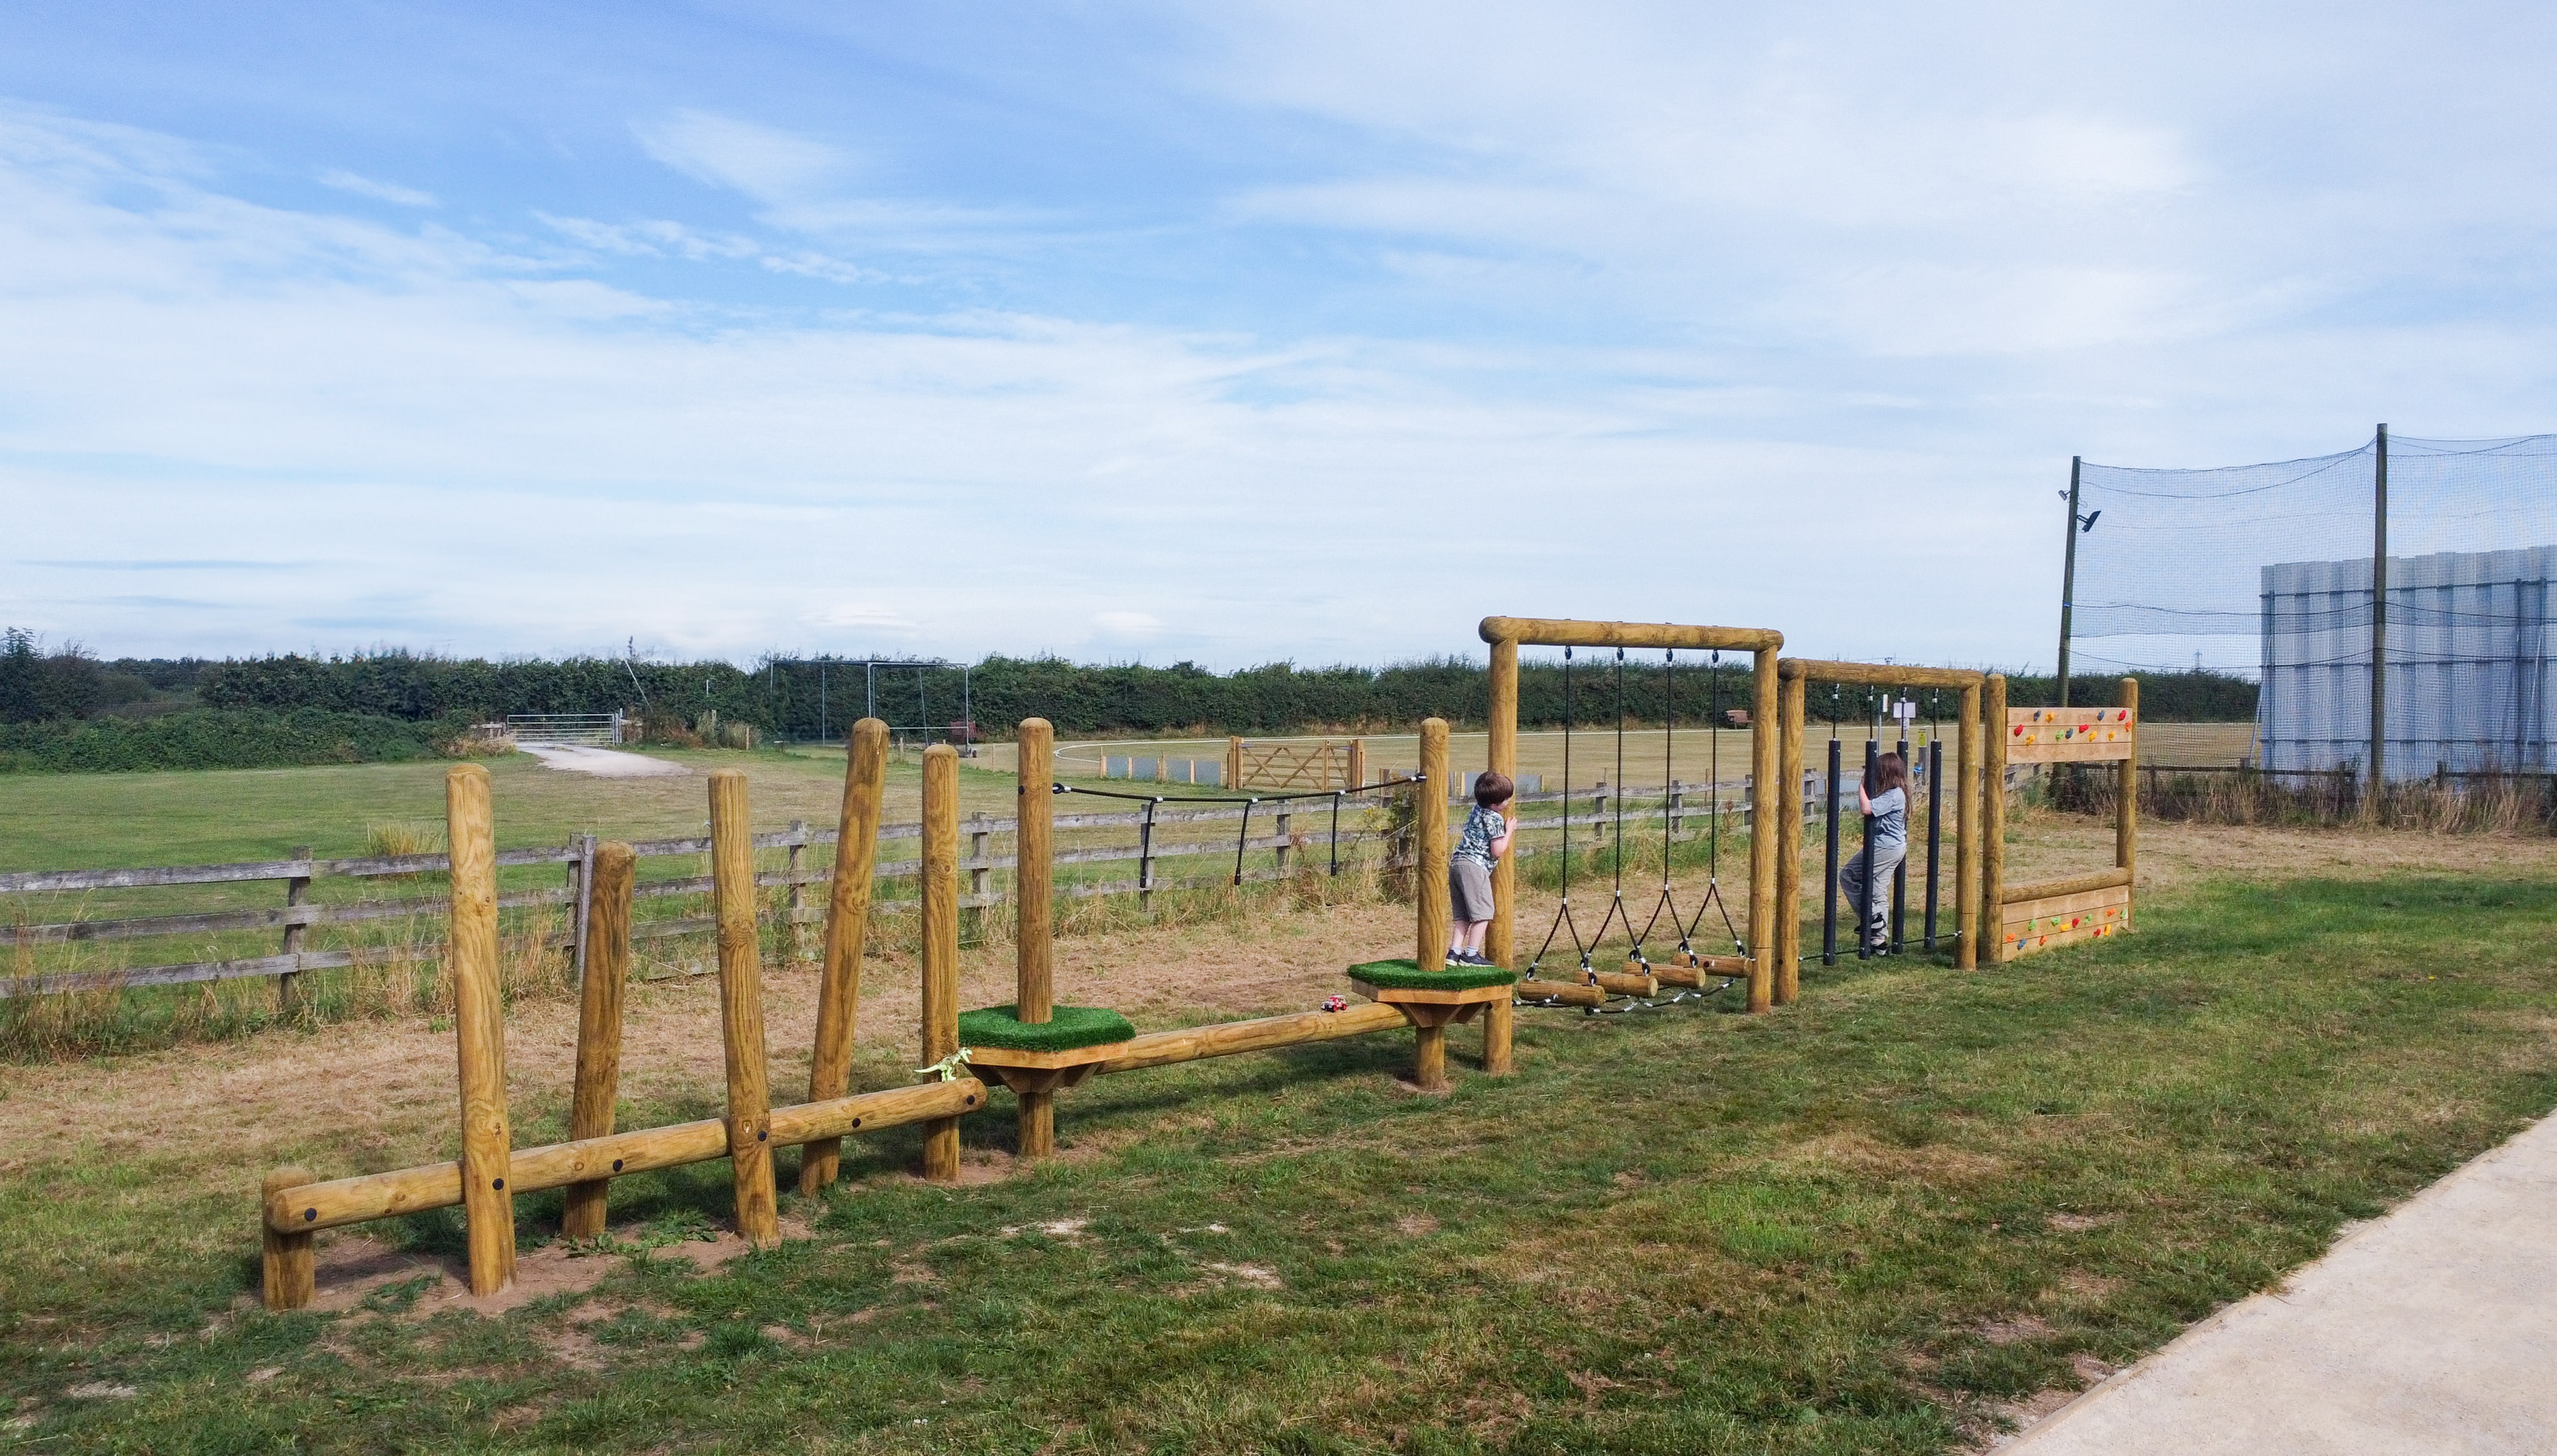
[1957,683,1980,970]
[1748,647,1779,1011]
[1860,739,1878,960]
[2369,424,2389,799]
[2059,455,2081,709]
[1822,736,1841,969]
[1775,666,1805,1004]
[2118,677,2140,879]
[1925,739,1942,951]
[1982,674,2010,963]
[1891,732,1908,954]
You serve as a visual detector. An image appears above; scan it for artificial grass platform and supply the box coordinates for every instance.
[1345,958,1520,991]
[956,1004,1137,1052]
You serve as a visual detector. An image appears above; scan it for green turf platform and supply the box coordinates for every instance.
[1345,959,1520,991]
[956,1004,1137,1053]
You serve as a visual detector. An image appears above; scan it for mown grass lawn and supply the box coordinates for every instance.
[5,866,2554,1453]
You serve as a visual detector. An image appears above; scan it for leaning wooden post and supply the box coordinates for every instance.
[1982,674,2010,965]
[1956,683,1982,970]
[802,717,888,1195]
[2118,677,2139,880]
[709,770,778,1244]
[1747,645,1781,1012]
[919,745,963,1182]
[444,762,515,1296]
[1411,719,1453,1091]
[1014,717,1058,1157]
[260,1165,317,1311]
[1482,636,1517,1074]
[562,841,634,1239]
[1776,666,1805,1004]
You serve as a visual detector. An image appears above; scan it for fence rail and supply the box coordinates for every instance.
[5,772,1886,1002]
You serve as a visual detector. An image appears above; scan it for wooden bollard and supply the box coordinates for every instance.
[803,718,889,1196]
[444,762,515,1297]
[1015,718,1058,1158]
[1776,667,1806,1003]
[563,841,634,1238]
[709,771,778,1244]
[919,745,962,1182]
[1413,719,1452,1091]
[261,1165,317,1310]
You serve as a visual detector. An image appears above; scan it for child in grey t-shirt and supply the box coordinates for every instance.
[1839,751,1910,952]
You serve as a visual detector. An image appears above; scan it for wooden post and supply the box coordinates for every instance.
[919,744,963,1182]
[1484,638,1518,971]
[1956,683,1982,970]
[261,1165,316,1311]
[1776,670,1805,1004]
[2118,677,2139,879]
[1747,647,1780,1012]
[1414,1021,1448,1091]
[785,819,808,963]
[1274,811,1292,876]
[1014,721,1058,1158]
[803,717,887,1195]
[709,770,778,1244]
[277,845,311,1019]
[1347,737,1367,790]
[563,841,634,1239]
[1982,674,2009,965]
[570,833,596,986]
[966,817,990,944]
[444,763,514,1296]
[1225,735,1244,791]
[1417,719,1451,972]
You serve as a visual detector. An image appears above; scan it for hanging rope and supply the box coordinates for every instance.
[1633,649,1686,963]
[1672,650,1746,957]
[1529,649,1590,978]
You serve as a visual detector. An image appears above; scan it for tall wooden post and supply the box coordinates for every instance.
[1982,675,2009,965]
[784,820,808,963]
[563,840,634,1238]
[1482,638,1517,1074]
[1411,719,1453,1091]
[802,718,887,1194]
[1775,668,1805,1004]
[2118,677,2139,879]
[1225,735,1244,791]
[260,1165,316,1310]
[919,745,962,1182]
[444,763,514,1296]
[709,770,778,1244]
[1747,647,1780,1012]
[1014,719,1058,1157]
[1956,683,1982,970]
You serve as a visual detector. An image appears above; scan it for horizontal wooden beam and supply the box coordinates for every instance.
[1092,1002,1407,1075]
[1514,978,1607,1007]
[1478,617,1781,652]
[2000,867,2132,905]
[1779,658,1984,689]
[263,1078,987,1235]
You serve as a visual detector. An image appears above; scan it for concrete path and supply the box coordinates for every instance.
[2004,1110,2557,1453]
[516,743,690,778]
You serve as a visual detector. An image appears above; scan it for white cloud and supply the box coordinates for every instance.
[317,168,437,208]
[632,110,850,204]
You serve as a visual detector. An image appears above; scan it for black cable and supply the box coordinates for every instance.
[1530,649,1589,976]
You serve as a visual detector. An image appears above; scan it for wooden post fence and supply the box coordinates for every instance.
[563,841,634,1239]
[709,770,778,1245]
[445,762,514,1297]
[802,717,888,1196]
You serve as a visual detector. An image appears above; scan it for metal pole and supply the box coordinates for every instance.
[1925,739,1942,950]
[2370,424,2389,794]
[2060,456,2082,708]
[1822,736,1841,967]
[1892,730,1908,954]
[1860,739,1878,959]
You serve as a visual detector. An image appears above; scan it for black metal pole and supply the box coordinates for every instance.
[1925,738,1942,950]
[1892,732,1908,954]
[2060,455,2082,709]
[1139,799,1157,911]
[1861,739,1878,960]
[2371,424,2389,794]
[1823,736,1841,967]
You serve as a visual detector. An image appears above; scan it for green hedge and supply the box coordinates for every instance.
[955,1004,1137,1053]
[0,709,454,773]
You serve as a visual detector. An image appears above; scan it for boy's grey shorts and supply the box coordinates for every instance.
[1449,858,1495,921]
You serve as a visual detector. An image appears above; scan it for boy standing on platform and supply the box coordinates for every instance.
[1447,771,1514,966]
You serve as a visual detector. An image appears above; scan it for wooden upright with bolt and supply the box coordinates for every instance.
[1775,671,1806,1004]
[445,763,515,1296]
[1013,719,1058,1156]
[563,840,634,1238]
[802,717,888,1195]
[1411,719,1453,1089]
[919,745,963,1182]
[709,770,778,1244]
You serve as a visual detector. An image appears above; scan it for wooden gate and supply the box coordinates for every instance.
[1225,737,1366,791]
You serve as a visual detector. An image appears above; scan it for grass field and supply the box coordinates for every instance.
[2,818,2552,1453]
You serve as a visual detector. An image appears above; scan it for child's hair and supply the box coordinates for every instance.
[1473,770,1514,807]
[1873,752,1909,793]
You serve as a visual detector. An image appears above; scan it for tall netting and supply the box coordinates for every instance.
[2073,432,2557,779]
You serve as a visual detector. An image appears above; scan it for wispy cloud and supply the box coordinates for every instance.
[631,110,850,205]
[317,168,436,208]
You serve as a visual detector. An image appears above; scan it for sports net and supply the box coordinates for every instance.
[2072,432,2557,779]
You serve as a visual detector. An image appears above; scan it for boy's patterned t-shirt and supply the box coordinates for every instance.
[1454,805,1506,868]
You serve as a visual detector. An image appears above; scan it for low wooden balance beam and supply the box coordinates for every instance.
[1992,679,2140,962]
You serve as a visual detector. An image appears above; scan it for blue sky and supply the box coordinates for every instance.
[4,3,2554,670]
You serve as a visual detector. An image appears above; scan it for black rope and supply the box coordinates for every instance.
[1058,778,1408,806]
[1530,649,1589,977]
[1633,649,1686,963]
[1233,796,1255,886]
[1677,650,1746,957]
[1328,790,1342,876]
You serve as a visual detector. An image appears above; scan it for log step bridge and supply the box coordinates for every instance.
[264,1079,985,1237]
[1092,1002,1407,1076]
